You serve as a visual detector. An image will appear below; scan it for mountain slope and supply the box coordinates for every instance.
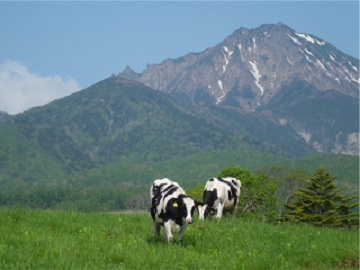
[118,23,359,155]
[10,77,253,171]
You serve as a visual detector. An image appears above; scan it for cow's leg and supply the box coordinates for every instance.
[153,221,160,240]
[232,204,238,218]
[163,221,173,243]
[216,204,224,218]
[178,223,188,243]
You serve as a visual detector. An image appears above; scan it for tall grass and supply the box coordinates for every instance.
[0,208,358,269]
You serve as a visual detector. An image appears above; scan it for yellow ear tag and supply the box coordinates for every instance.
[173,202,178,207]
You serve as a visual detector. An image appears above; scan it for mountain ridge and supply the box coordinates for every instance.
[118,23,359,155]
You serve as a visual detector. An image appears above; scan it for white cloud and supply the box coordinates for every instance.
[0,61,81,115]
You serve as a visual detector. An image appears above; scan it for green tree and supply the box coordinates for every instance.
[284,166,359,227]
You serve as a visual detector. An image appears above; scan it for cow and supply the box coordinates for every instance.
[198,177,241,220]
[150,178,200,243]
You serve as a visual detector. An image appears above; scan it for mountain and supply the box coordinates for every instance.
[9,77,254,172]
[118,23,359,155]
[0,75,317,188]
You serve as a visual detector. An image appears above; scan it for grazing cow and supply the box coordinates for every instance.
[150,178,200,243]
[198,177,241,220]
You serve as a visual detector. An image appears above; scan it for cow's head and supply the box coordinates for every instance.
[165,196,200,224]
[198,204,216,220]
[179,196,202,224]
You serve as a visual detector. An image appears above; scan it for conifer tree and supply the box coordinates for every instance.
[284,166,359,227]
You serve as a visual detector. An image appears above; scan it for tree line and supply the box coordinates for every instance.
[0,165,358,227]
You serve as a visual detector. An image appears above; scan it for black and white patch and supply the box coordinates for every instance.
[150,178,200,243]
[198,177,241,220]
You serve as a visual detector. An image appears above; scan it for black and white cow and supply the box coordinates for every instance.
[198,177,241,220]
[150,178,200,243]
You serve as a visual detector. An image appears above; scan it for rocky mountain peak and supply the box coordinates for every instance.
[118,23,358,111]
[118,23,359,155]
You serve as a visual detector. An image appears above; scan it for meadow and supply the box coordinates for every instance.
[0,208,358,269]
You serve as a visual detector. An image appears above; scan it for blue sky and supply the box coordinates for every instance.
[0,1,359,114]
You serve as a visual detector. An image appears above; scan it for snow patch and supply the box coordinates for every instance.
[238,44,245,61]
[304,48,314,57]
[249,61,264,96]
[217,80,223,91]
[221,46,230,73]
[349,61,359,72]
[279,118,287,126]
[316,59,326,71]
[223,46,233,56]
[287,34,302,46]
[286,57,292,65]
[347,132,359,146]
[253,38,257,49]
[315,39,325,46]
[341,66,360,84]
[216,80,226,105]
[298,131,311,143]
[295,33,315,43]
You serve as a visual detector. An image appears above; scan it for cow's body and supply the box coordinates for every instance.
[198,177,241,220]
[150,178,199,243]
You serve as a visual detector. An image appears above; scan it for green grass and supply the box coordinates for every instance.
[0,208,358,269]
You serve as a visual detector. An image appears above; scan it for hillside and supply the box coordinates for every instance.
[10,77,243,170]
[0,77,277,188]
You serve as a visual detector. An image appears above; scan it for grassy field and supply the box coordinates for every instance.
[0,208,358,269]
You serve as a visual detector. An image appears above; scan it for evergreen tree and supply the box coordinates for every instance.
[284,166,359,227]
